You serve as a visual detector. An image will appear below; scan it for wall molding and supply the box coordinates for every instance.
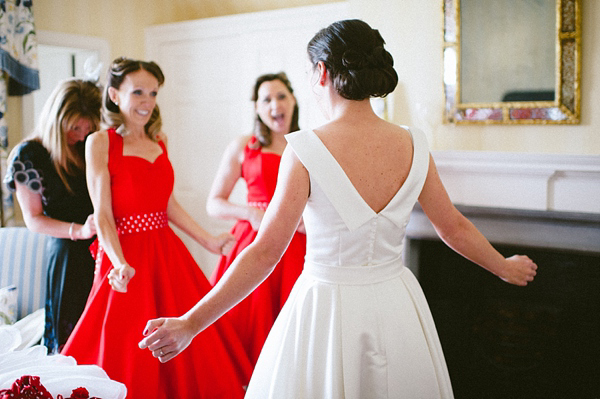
[432,150,600,214]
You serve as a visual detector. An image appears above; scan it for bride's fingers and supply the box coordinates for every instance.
[157,347,175,363]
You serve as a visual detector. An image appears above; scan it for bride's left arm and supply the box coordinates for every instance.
[140,147,309,362]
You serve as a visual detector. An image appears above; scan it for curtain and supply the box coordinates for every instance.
[0,0,39,226]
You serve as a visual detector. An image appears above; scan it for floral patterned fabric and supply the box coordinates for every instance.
[0,0,39,226]
[0,0,38,99]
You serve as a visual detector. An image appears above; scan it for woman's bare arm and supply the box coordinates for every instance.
[206,135,265,229]
[139,146,309,361]
[86,131,135,292]
[418,154,537,286]
[15,184,95,240]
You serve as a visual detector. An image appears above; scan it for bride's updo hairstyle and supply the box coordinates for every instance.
[102,57,165,141]
[307,19,398,101]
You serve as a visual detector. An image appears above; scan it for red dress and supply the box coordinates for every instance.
[62,129,252,399]
[210,136,306,366]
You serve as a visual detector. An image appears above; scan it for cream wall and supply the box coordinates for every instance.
[33,0,337,60]
[28,0,600,155]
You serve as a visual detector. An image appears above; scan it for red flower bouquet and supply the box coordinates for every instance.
[0,376,100,399]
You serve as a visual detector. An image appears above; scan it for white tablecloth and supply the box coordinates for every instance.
[0,325,126,398]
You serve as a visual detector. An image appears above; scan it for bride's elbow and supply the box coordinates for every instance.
[434,211,471,245]
[248,241,284,272]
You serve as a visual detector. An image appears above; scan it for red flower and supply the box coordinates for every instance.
[0,375,53,399]
[57,387,102,399]
[0,377,101,399]
[69,388,89,399]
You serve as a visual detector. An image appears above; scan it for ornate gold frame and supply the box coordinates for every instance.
[443,0,582,124]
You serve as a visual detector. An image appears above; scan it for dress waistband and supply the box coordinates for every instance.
[303,257,405,285]
[115,211,168,235]
[247,201,269,211]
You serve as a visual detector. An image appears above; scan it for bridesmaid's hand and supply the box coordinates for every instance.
[139,317,195,363]
[208,233,236,255]
[296,218,306,234]
[247,207,265,230]
[499,255,538,286]
[108,263,136,292]
[78,214,97,240]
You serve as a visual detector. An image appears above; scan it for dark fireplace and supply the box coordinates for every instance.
[406,206,600,399]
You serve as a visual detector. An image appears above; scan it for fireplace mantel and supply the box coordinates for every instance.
[407,204,600,254]
[431,150,600,215]
[405,150,600,255]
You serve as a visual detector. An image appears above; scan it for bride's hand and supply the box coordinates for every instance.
[499,255,537,286]
[139,317,196,363]
[108,263,136,292]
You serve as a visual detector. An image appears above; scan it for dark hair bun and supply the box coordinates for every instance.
[308,19,398,101]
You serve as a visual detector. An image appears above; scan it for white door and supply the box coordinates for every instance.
[22,31,110,137]
[145,3,349,274]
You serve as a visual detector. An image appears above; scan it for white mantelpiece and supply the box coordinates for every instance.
[406,204,600,254]
[406,151,600,262]
[432,151,600,214]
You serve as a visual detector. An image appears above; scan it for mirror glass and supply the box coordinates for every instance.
[461,0,555,104]
[443,0,581,124]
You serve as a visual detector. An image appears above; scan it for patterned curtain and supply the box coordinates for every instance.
[0,0,39,226]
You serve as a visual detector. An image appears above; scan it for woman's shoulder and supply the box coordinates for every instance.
[6,139,51,172]
[88,128,107,142]
[225,134,254,154]
[85,130,111,156]
[3,140,49,193]
[234,134,254,148]
[156,130,168,145]
[10,139,48,161]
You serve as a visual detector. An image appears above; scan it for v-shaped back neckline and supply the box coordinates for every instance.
[307,129,417,217]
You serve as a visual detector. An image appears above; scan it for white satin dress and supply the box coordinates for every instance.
[245,127,454,399]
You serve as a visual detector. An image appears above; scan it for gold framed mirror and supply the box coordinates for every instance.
[443,0,581,124]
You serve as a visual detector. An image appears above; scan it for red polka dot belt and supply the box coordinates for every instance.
[115,211,169,235]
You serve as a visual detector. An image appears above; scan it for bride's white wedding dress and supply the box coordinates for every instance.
[245,127,454,398]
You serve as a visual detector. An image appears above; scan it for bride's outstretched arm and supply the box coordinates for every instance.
[418,154,537,286]
[139,147,309,362]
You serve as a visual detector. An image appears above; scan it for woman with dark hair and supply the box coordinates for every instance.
[3,78,101,353]
[206,72,306,367]
[140,20,537,398]
[61,57,251,398]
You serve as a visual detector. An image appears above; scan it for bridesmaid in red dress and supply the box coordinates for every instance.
[61,57,252,399]
[206,72,306,366]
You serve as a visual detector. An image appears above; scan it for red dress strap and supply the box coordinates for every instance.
[245,136,261,153]
[107,127,123,167]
